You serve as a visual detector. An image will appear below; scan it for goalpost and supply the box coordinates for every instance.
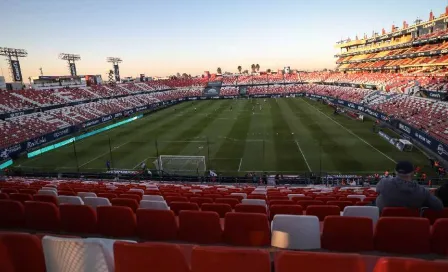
[153,155,207,175]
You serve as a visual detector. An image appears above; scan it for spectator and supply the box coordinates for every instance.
[435,180,448,207]
[376,161,443,212]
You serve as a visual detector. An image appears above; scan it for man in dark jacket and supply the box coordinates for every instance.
[376,161,443,212]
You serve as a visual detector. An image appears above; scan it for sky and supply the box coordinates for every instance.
[0,0,447,81]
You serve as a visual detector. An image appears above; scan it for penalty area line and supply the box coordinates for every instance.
[238,158,243,172]
[295,140,312,172]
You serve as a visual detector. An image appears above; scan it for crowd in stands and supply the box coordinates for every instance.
[0,177,447,271]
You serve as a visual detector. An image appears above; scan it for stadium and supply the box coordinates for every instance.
[1,2,448,272]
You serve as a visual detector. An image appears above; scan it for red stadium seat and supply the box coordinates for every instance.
[296,200,324,209]
[224,212,270,247]
[422,208,448,224]
[315,197,337,203]
[374,217,430,254]
[215,198,240,208]
[381,207,419,217]
[33,194,58,205]
[0,193,9,199]
[291,196,313,202]
[0,233,46,272]
[306,205,340,221]
[111,198,139,212]
[24,201,60,232]
[327,201,353,210]
[18,189,37,195]
[114,242,190,272]
[97,193,117,201]
[165,196,188,205]
[191,246,271,272]
[338,197,358,204]
[224,195,244,202]
[268,200,294,207]
[202,194,222,201]
[136,209,178,241]
[1,188,18,194]
[97,206,136,237]
[275,251,366,272]
[118,193,141,203]
[234,204,267,214]
[322,216,374,252]
[178,211,223,244]
[9,193,33,204]
[373,257,448,272]
[190,197,213,207]
[169,202,199,215]
[201,203,232,218]
[430,218,448,255]
[58,191,76,196]
[0,200,25,228]
[59,204,97,234]
[269,205,303,221]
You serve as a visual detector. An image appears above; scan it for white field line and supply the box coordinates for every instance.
[133,156,157,169]
[295,140,312,172]
[238,158,243,172]
[301,98,397,164]
[78,141,131,168]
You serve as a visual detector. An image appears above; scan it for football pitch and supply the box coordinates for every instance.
[16,97,431,176]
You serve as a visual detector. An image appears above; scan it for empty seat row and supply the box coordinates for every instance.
[1,233,447,272]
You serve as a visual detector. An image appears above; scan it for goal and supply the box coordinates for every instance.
[153,155,207,175]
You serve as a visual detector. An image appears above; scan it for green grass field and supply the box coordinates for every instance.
[15,97,432,176]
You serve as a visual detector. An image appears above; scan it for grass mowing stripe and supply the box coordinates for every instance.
[287,98,364,172]
[214,99,252,160]
[158,100,233,155]
[268,99,304,171]
[301,98,397,164]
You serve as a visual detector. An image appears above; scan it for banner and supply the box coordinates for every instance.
[10,60,23,82]
[396,121,448,161]
[69,63,77,76]
[114,65,120,82]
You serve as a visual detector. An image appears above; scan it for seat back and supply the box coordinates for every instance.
[343,206,379,225]
[0,233,46,272]
[241,199,266,207]
[190,197,213,207]
[201,203,232,218]
[287,194,305,200]
[60,204,97,234]
[224,212,270,247]
[306,205,340,221]
[234,204,267,214]
[373,257,448,272]
[269,205,303,221]
[139,200,169,210]
[111,198,139,212]
[296,200,324,209]
[142,195,164,201]
[422,208,448,225]
[113,242,190,272]
[230,193,247,199]
[25,201,60,232]
[117,194,141,203]
[33,195,58,205]
[84,197,111,210]
[275,251,366,272]
[430,218,448,255]
[97,206,136,238]
[58,196,84,205]
[42,236,114,272]
[169,202,199,215]
[271,215,321,250]
[77,192,97,199]
[381,207,419,217]
[327,201,353,210]
[191,246,270,272]
[165,196,188,204]
[0,200,25,228]
[37,190,58,197]
[9,193,33,203]
[374,217,430,254]
[178,211,222,244]
[322,216,374,252]
[215,198,239,208]
[136,209,178,241]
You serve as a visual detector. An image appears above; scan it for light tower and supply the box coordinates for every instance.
[0,47,28,83]
[59,53,81,76]
[107,57,122,82]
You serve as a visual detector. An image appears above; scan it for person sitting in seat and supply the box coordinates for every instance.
[376,161,443,212]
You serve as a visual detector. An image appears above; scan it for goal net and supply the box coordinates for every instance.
[153,155,207,176]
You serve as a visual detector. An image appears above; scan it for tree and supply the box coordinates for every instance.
[217,67,222,74]
[237,66,242,73]
[256,64,260,72]
[176,72,181,78]
[267,69,271,73]
[251,64,256,73]
[182,73,188,78]
[243,69,249,74]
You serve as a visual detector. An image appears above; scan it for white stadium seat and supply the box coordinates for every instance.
[58,196,84,205]
[142,195,164,201]
[342,206,379,225]
[241,199,266,206]
[139,200,170,210]
[77,192,97,199]
[84,197,111,209]
[37,190,58,197]
[230,193,247,199]
[271,215,321,250]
